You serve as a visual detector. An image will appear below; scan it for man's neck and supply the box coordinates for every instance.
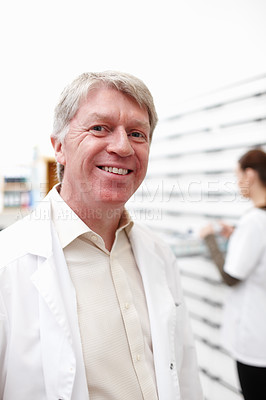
[81,206,124,252]
[58,186,125,251]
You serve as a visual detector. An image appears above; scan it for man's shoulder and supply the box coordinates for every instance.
[131,221,161,241]
[0,214,30,241]
[0,216,32,267]
[131,222,175,256]
[0,201,53,268]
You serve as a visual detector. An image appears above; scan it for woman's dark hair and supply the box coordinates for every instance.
[238,148,266,186]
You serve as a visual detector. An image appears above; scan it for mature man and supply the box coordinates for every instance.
[0,71,203,399]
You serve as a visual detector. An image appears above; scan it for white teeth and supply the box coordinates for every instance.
[101,166,128,175]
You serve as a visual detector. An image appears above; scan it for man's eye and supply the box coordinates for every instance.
[131,132,142,137]
[89,125,107,136]
[129,132,147,141]
[92,126,103,131]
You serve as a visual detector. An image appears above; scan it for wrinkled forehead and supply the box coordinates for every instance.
[81,81,140,106]
[79,83,150,123]
[73,85,149,130]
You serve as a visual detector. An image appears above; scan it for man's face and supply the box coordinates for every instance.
[54,86,151,209]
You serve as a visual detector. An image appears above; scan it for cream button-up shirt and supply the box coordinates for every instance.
[50,187,158,400]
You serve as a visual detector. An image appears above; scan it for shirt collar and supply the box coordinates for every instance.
[49,185,134,249]
[118,209,134,235]
[49,185,90,248]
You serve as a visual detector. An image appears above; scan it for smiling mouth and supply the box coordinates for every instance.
[98,166,131,175]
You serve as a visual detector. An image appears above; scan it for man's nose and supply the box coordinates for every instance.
[107,129,135,157]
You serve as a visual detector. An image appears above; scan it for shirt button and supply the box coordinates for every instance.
[91,234,98,242]
[125,302,130,309]
[136,354,141,361]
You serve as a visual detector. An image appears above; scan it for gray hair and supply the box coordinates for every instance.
[51,71,158,182]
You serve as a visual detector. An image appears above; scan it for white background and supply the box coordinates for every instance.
[1,0,266,168]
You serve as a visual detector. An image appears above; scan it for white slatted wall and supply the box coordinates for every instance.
[127,74,266,400]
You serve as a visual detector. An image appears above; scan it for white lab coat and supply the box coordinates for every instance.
[221,208,266,366]
[0,195,203,400]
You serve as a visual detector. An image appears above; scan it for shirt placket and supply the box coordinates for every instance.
[110,249,158,400]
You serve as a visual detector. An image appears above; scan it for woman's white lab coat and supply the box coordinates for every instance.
[0,195,203,400]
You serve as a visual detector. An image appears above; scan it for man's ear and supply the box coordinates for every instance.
[51,136,66,165]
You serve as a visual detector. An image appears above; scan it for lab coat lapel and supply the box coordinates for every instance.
[29,209,74,343]
[32,254,73,341]
[129,226,178,400]
[31,253,76,399]
[30,220,88,400]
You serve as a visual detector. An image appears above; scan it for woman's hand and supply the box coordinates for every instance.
[219,222,234,239]
[200,222,235,239]
[200,224,215,238]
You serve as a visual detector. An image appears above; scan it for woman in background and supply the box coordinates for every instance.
[200,148,266,400]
